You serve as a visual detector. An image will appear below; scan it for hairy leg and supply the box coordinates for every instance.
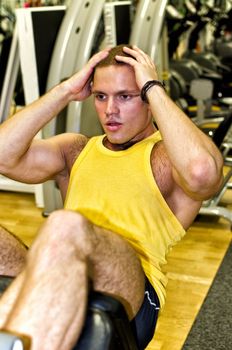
[2,210,144,350]
[0,225,27,276]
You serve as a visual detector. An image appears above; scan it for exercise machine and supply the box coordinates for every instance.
[213,0,232,62]
[182,0,232,98]
[167,1,231,125]
[199,113,232,227]
[0,276,138,349]
[167,1,225,101]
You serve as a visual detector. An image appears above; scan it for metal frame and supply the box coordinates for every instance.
[0,26,19,123]
[129,0,169,83]
[0,22,42,204]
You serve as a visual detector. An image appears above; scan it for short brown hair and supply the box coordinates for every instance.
[95,44,133,69]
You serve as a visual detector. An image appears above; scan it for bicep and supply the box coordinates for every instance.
[4,135,71,184]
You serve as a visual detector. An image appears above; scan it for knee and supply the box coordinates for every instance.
[46,210,88,238]
[31,210,95,259]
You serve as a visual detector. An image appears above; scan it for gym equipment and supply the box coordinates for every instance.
[0,331,30,350]
[74,292,138,350]
[0,3,15,99]
[189,78,223,126]
[213,2,232,61]
[199,113,232,227]
[167,1,232,123]
[130,0,169,84]
[104,1,132,47]
[0,6,66,207]
[182,1,232,98]
[0,24,19,124]
[167,2,225,99]
[0,276,138,350]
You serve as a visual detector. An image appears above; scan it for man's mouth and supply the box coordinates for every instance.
[105,121,122,131]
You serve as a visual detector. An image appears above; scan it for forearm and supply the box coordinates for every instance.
[0,81,71,168]
[147,86,223,196]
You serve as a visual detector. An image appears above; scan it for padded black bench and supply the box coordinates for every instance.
[0,276,138,350]
[74,291,138,349]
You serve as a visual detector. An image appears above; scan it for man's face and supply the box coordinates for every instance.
[92,65,154,146]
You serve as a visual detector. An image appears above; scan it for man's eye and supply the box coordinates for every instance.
[95,94,106,101]
[119,95,131,100]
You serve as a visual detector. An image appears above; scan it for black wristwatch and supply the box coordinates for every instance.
[0,330,31,350]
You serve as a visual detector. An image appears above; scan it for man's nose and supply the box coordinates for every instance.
[105,97,119,115]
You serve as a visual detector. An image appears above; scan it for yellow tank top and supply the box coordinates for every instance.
[65,131,185,307]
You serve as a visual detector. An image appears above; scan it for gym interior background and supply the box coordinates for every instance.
[0,0,231,349]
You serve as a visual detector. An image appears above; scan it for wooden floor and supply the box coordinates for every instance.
[0,189,231,350]
[0,190,45,247]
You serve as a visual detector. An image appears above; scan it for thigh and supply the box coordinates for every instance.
[23,211,144,322]
[89,225,145,320]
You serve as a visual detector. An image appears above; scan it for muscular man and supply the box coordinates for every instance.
[0,45,223,350]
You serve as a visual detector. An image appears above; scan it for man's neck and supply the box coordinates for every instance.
[103,124,156,151]
[104,138,139,151]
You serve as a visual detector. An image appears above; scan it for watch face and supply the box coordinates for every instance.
[13,339,24,350]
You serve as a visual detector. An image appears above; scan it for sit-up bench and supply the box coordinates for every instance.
[0,276,138,350]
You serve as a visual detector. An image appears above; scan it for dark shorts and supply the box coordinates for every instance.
[130,276,160,350]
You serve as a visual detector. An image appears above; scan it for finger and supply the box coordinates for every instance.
[115,54,138,67]
[123,46,150,64]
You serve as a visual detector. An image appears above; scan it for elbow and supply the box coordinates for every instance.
[0,164,12,178]
[0,157,18,177]
[187,155,223,199]
[0,160,9,175]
